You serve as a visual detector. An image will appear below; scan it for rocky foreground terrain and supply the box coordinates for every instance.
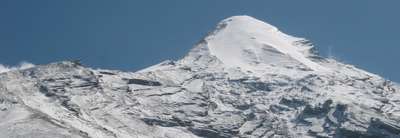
[1,16,400,138]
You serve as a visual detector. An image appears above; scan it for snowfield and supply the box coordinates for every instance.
[1,16,400,138]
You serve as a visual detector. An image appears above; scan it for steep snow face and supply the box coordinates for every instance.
[187,16,329,72]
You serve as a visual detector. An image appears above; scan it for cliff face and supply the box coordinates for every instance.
[1,16,399,138]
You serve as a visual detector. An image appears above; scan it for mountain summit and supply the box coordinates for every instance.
[182,15,329,73]
[1,16,400,138]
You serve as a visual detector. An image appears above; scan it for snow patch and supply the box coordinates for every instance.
[0,62,35,73]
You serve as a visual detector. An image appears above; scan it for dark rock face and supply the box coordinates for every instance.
[367,118,400,137]
[125,78,162,86]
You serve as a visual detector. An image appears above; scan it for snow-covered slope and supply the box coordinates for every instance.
[1,16,400,138]
[181,16,329,73]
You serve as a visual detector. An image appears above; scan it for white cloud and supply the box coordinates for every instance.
[0,62,35,74]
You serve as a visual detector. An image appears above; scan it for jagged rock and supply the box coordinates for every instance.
[125,78,162,86]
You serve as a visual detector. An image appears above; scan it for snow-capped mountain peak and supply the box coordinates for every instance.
[182,15,330,73]
[1,16,399,138]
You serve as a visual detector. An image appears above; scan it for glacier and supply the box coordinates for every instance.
[0,15,399,138]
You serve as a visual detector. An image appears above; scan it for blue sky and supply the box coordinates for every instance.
[0,0,399,82]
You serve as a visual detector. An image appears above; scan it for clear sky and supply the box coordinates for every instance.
[0,0,399,82]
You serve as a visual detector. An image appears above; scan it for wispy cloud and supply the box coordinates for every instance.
[327,46,342,61]
[327,46,334,59]
[0,62,35,73]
